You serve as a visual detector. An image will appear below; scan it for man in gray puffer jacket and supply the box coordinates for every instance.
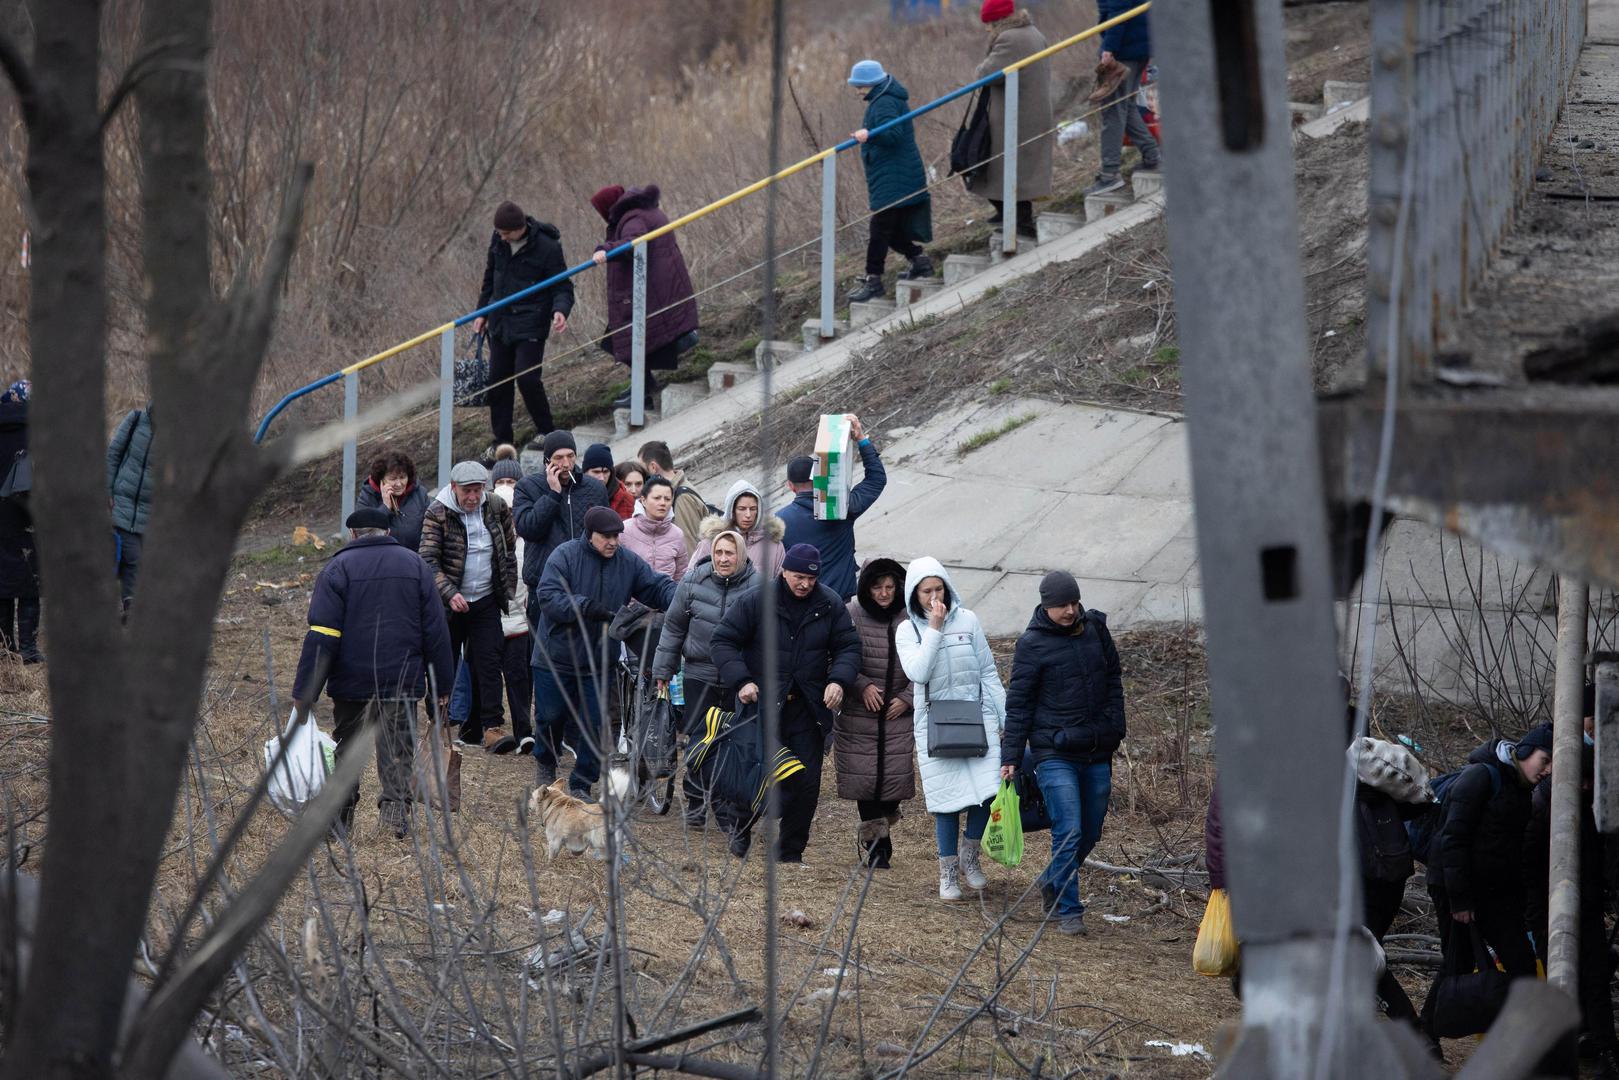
[650,528,759,827]
[106,405,154,610]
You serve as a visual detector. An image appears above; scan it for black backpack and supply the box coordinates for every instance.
[949,86,994,188]
[1406,762,1502,865]
[674,483,721,517]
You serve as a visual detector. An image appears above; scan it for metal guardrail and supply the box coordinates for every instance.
[1366,0,1587,382]
[253,4,1151,532]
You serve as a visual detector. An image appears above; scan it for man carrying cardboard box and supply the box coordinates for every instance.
[778,414,887,601]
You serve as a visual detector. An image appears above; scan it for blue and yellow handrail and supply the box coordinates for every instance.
[252,3,1149,443]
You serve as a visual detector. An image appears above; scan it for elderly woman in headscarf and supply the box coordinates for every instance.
[691,479,785,580]
[834,557,914,868]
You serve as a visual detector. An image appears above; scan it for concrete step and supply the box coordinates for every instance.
[659,381,709,418]
[1130,170,1164,200]
[1323,80,1369,109]
[1084,190,1134,223]
[755,339,800,370]
[848,299,896,328]
[1289,101,1324,125]
[708,360,759,392]
[613,407,662,439]
[802,318,849,351]
[1035,212,1084,246]
[988,230,1037,263]
[894,277,944,308]
[943,253,990,286]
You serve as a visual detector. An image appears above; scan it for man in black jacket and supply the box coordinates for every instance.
[293,508,455,838]
[1000,571,1124,936]
[471,201,576,447]
[709,544,861,862]
[1421,722,1553,1033]
[512,430,608,623]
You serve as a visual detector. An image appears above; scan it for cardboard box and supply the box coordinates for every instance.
[812,413,854,521]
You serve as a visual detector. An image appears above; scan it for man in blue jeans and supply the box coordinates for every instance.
[1000,570,1126,935]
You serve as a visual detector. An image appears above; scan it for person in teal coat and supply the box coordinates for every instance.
[847,60,933,303]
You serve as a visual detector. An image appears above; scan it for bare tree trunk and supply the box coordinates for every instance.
[0,0,306,1075]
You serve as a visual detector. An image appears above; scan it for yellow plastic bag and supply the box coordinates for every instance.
[1193,888,1240,977]
[981,781,1025,868]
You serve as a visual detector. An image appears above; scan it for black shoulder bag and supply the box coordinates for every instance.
[917,625,989,758]
[949,86,994,189]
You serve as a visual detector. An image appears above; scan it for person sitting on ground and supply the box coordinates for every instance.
[709,544,861,862]
[651,528,759,830]
[637,440,709,550]
[355,446,433,552]
[777,414,886,601]
[621,475,689,583]
[999,570,1125,936]
[1418,721,1554,1040]
[845,60,933,304]
[692,479,786,580]
[836,557,916,869]
[589,184,700,413]
[419,461,520,751]
[896,557,1005,900]
[969,1,1053,240]
[609,460,644,520]
[292,507,454,838]
[533,506,677,797]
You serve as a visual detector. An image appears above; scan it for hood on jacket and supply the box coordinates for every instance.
[1471,738,1532,785]
[705,479,786,542]
[436,483,486,515]
[630,507,676,534]
[904,556,961,628]
[857,557,907,621]
[991,8,1034,37]
[1024,603,1097,638]
[692,548,757,589]
[523,217,561,242]
[608,185,662,230]
[864,76,909,107]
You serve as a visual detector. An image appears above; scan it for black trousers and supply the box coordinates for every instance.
[1423,886,1537,1032]
[0,596,39,656]
[1363,877,1419,1025]
[499,633,533,740]
[865,206,923,276]
[989,199,1036,236]
[681,677,741,829]
[331,698,417,820]
[776,700,826,861]
[857,798,900,822]
[447,594,504,741]
[487,337,552,445]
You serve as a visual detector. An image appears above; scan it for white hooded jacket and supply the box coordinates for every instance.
[895,556,1007,814]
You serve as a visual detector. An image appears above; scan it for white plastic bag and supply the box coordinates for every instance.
[264,707,337,814]
[1349,737,1434,805]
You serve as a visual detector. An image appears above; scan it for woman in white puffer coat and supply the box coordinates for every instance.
[895,556,1007,900]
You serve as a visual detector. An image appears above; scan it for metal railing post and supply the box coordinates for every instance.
[341,370,358,535]
[438,327,454,490]
[820,154,837,340]
[1002,68,1019,255]
[631,244,648,427]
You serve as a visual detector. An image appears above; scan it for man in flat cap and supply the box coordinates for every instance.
[420,461,520,750]
[292,507,455,838]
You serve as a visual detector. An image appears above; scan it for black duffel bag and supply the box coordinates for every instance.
[1425,924,1513,1038]
[684,703,807,822]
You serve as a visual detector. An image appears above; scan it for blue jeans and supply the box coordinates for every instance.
[448,659,472,725]
[532,665,603,794]
[934,799,992,858]
[1035,758,1113,917]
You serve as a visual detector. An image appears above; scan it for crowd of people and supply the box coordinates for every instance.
[291,419,1124,936]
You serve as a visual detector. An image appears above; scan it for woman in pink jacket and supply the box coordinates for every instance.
[621,475,689,581]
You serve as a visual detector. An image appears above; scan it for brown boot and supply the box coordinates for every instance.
[481,727,508,751]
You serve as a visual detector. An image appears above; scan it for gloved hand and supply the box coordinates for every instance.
[584,600,616,622]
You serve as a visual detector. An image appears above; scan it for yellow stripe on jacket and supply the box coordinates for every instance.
[309,625,342,638]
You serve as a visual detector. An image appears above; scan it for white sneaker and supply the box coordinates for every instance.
[938,856,963,901]
[959,844,988,890]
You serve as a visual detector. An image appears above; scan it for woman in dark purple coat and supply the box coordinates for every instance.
[590,185,700,410]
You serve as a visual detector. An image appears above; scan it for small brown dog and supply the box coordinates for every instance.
[529,778,608,860]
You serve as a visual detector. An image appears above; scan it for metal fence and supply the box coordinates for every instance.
[1366,0,1588,381]
[252,5,1151,533]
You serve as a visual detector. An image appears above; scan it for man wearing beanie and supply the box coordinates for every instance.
[1417,720,1553,1035]
[709,543,861,861]
[513,429,608,631]
[999,569,1124,936]
[777,414,887,601]
[533,504,677,795]
[420,461,520,751]
[471,200,576,448]
[293,508,454,838]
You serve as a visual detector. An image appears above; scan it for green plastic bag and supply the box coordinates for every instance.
[981,781,1025,868]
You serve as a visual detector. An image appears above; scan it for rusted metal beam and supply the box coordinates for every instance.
[1318,386,1619,588]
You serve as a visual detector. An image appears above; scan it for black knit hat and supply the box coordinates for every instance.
[542,430,577,460]
[1515,722,1554,759]
[582,443,614,472]
[1039,569,1081,608]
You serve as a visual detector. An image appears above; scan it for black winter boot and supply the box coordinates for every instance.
[905,253,934,280]
[16,598,41,664]
[0,598,13,655]
[847,275,884,303]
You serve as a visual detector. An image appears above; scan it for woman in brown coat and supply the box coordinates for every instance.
[967,2,1055,239]
[835,557,916,869]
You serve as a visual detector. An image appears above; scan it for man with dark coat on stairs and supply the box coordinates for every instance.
[471,201,576,447]
[709,544,862,862]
